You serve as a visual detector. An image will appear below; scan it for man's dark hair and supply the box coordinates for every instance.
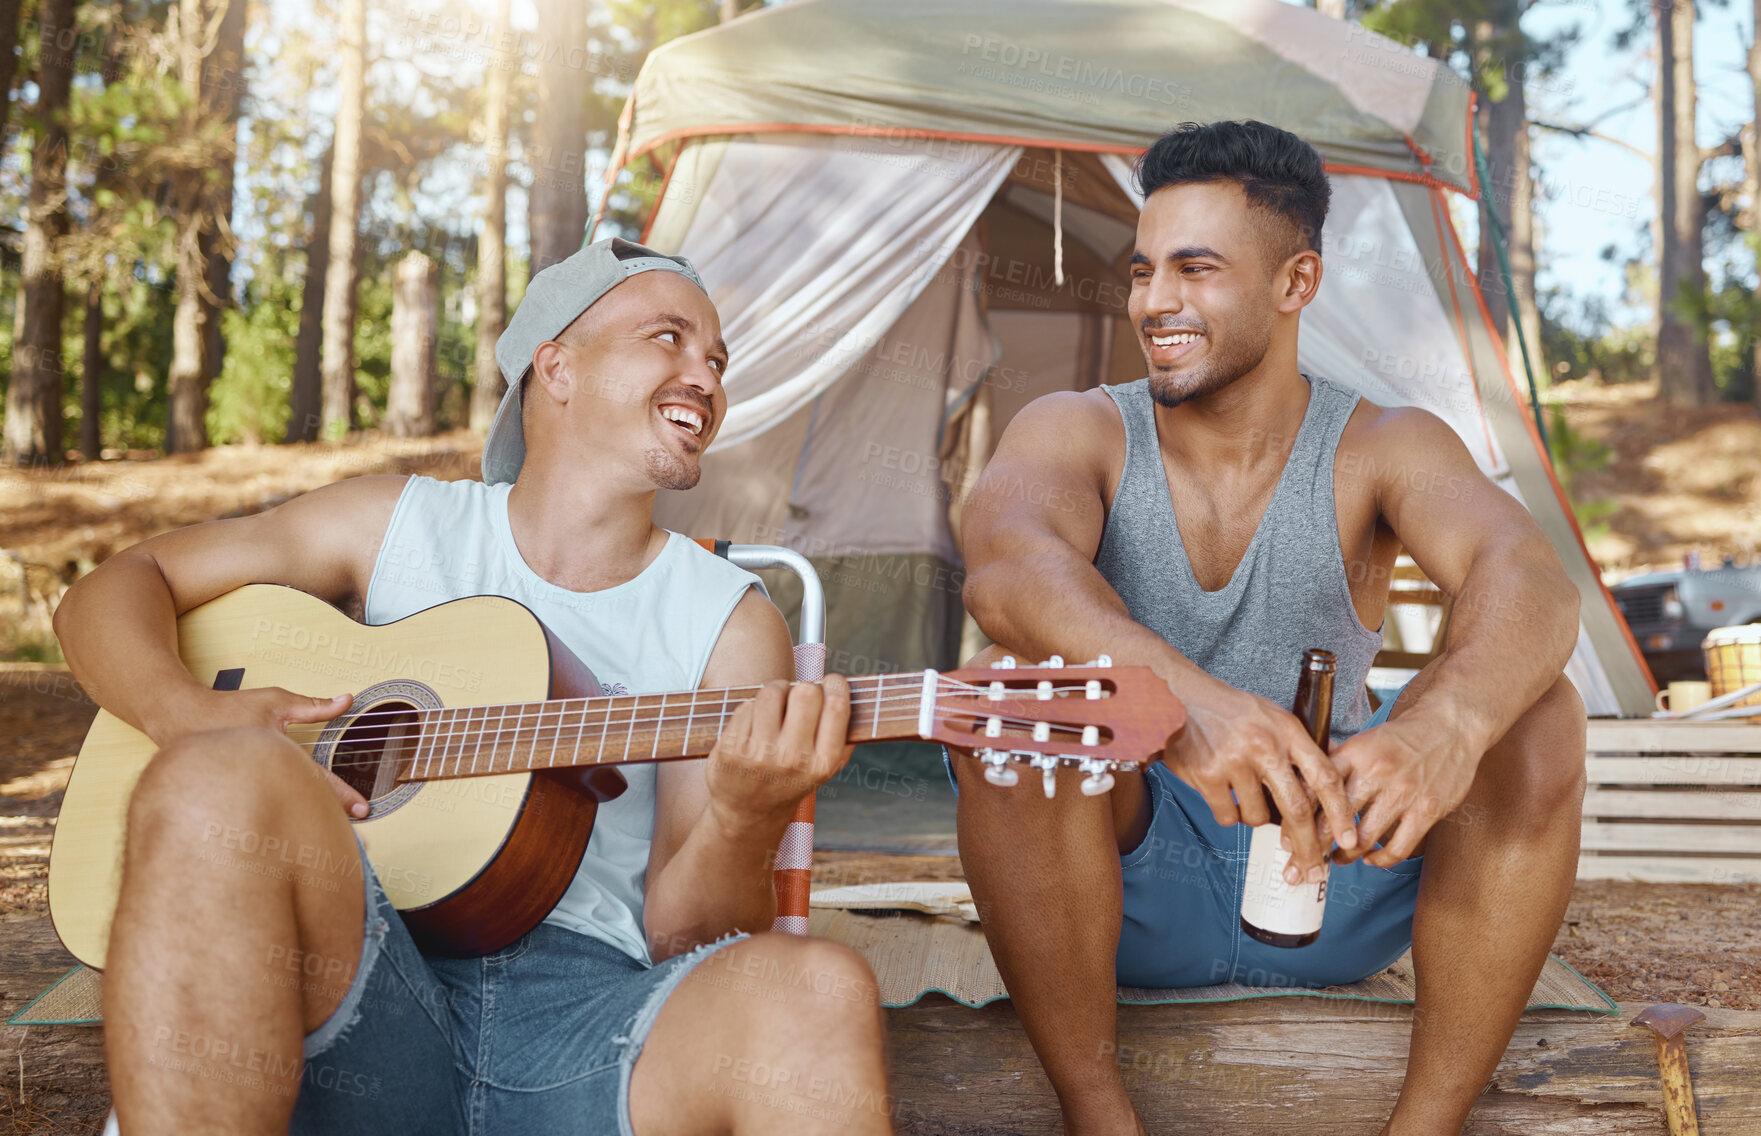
[1134,120,1330,258]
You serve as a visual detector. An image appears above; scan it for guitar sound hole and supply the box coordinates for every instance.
[333,700,422,803]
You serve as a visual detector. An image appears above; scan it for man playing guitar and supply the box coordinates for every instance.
[54,237,892,1135]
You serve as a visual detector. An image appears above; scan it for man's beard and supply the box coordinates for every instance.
[644,446,701,491]
[1143,312,1275,409]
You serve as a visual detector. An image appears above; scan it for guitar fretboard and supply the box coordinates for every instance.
[401,673,929,781]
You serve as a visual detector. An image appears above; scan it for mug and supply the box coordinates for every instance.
[1655,680,1713,714]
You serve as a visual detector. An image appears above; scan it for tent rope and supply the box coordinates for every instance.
[1472,123,1551,463]
[1053,149,1065,287]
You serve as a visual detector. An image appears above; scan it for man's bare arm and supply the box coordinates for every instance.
[52,476,407,751]
[960,391,1170,671]
[961,390,1358,870]
[643,589,853,960]
[1333,409,1579,866]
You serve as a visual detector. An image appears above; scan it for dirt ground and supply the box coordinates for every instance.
[1556,377,1761,576]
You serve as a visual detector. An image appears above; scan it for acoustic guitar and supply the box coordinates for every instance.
[48,584,1179,965]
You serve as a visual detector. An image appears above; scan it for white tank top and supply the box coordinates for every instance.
[363,475,761,962]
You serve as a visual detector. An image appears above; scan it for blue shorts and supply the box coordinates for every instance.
[946,684,1423,991]
[289,840,746,1136]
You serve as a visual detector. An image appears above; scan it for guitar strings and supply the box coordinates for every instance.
[319,699,1106,769]
[317,696,1115,774]
[296,678,1107,731]
[289,672,1105,729]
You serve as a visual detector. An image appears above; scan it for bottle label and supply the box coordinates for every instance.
[1240,823,1328,936]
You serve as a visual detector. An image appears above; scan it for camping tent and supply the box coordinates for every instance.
[593,0,1656,717]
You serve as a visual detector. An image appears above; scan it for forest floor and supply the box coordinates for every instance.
[1557,377,1761,576]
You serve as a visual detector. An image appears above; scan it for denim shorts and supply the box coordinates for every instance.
[945,683,1423,992]
[289,840,746,1136]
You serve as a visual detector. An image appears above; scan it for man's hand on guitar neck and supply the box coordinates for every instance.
[145,685,371,819]
[703,676,853,838]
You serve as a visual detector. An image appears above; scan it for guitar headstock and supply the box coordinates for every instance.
[925,655,1184,797]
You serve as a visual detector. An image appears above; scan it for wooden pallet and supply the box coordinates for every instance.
[1581,721,1761,883]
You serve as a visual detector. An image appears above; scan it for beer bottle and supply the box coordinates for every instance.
[1239,648,1335,949]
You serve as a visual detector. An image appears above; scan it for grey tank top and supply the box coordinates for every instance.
[1095,375,1382,746]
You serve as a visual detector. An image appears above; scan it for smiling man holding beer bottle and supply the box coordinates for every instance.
[950,121,1588,1135]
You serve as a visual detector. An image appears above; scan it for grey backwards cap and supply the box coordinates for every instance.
[482,236,706,485]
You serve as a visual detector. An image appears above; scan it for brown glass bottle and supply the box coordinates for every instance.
[1239,648,1336,948]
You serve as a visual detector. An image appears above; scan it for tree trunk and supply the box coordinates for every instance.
[1655,0,1711,405]
[163,0,248,454]
[1751,0,1761,411]
[202,0,247,395]
[163,197,214,453]
[287,142,334,443]
[288,144,333,443]
[1505,93,1546,390]
[470,0,513,433]
[79,281,102,460]
[1314,0,1346,19]
[1472,13,1546,393]
[1476,97,1513,335]
[0,0,23,144]
[528,0,588,275]
[318,0,367,439]
[719,0,741,20]
[1654,0,1688,404]
[2,0,77,467]
[385,252,439,438]
[1673,0,1713,404]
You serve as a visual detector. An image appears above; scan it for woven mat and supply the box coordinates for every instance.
[13,883,1616,1025]
[9,963,103,1025]
[808,883,1617,1014]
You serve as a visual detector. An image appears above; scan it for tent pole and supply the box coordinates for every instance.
[1472,122,1552,463]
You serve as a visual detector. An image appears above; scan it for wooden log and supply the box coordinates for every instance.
[384,250,440,438]
[0,916,109,1125]
[883,995,1761,1134]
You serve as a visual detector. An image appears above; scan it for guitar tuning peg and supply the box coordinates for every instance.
[1042,655,1065,668]
[1078,758,1114,796]
[995,656,1017,670]
[1030,753,1059,799]
[979,747,1018,787]
[1095,654,1112,668]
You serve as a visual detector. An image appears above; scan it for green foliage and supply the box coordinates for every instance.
[1540,286,1652,387]
[606,0,721,46]
[208,285,298,445]
[352,269,395,430]
[1544,399,1618,540]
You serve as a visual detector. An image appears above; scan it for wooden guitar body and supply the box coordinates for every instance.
[48,584,615,967]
